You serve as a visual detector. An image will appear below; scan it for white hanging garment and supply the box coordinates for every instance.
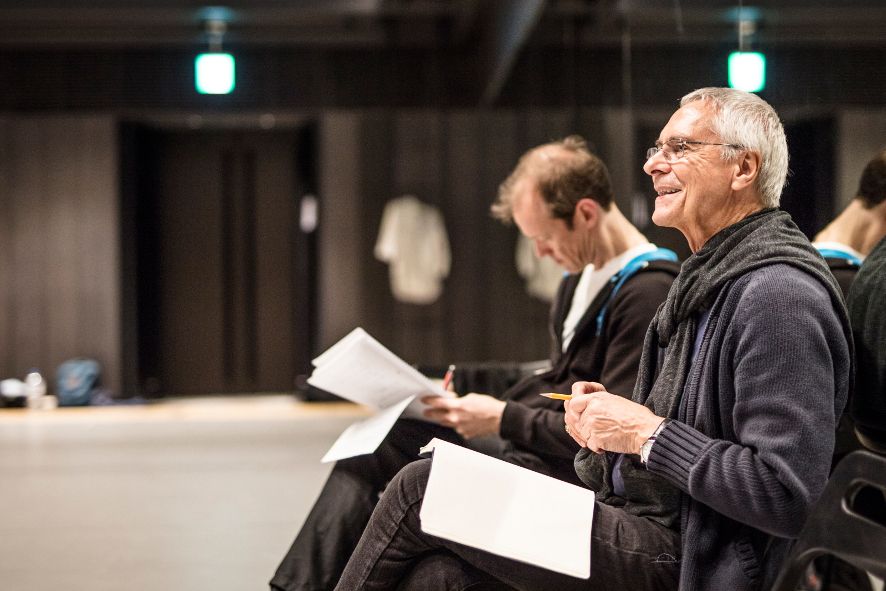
[375,195,451,304]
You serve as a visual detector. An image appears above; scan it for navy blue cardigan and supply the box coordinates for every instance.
[647,264,851,590]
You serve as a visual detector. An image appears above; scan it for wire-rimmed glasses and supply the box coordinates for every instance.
[645,138,744,162]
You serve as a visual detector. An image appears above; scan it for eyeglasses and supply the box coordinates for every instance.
[645,138,744,162]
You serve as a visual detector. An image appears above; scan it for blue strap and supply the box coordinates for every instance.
[595,248,679,336]
[816,247,862,267]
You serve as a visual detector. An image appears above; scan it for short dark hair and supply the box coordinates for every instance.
[857,147,886,208]
[491,135,614,227]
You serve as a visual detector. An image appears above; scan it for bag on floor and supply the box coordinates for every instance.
[56,358,101,406]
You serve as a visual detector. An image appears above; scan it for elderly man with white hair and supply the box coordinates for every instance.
[331,88,852,591]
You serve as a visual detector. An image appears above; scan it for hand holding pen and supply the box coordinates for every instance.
[420,365,454,404]
[559,381,663,454]
[442,364,456,392]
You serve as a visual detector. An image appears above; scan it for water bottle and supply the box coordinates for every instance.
[25,369,47,410]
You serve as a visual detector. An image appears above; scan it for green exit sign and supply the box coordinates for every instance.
[195,53,235,95]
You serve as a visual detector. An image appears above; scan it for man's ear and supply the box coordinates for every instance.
[573,197,600,228]
[732,150,762,192]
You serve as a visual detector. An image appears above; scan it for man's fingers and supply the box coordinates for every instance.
[571,381,606,396]
[421,395,447,406]
[570,431,588,448]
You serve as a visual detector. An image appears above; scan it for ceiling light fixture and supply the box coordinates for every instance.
[195,18,235,95]
[728,2,765,93]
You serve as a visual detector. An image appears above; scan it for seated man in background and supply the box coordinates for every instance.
[333,88,851,591]
[270,136,679,591]
[814,148,886,467]
[813,147,886,296]
[848,147,886,454]
[809,148,886,591]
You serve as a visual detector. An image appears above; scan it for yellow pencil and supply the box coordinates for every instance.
[540,392,573,401]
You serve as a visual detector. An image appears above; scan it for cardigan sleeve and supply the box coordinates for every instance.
[647,266,851,538]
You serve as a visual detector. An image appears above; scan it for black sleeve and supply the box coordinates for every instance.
[597,270,673,398]
[848,246,886,450]
[500,399,578,459]
[499,270,673,459]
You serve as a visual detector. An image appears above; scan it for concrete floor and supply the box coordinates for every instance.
[1,396,882,591]
[0,396,367,591]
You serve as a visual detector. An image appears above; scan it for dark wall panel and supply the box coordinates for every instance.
[0,121,10,374]
[317,112,365,350]
[389,112,447,363]
[153,132,226,394]
[355,110,395,350]
[0,117,120,393]
[445,112,487,362]
[480,112,540,363]
[254,134,299,388]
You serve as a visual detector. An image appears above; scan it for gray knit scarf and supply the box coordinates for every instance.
[574,208,853,528]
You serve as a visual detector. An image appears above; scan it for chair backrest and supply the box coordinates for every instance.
[770,450,886,591]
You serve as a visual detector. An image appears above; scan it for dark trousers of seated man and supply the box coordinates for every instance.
[270,419,555,591]
[333,458,681,591]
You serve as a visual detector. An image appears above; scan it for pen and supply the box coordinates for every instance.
[442,364,456,391]
[540,392,572,401]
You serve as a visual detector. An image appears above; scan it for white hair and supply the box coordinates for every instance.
[681,88,788,208]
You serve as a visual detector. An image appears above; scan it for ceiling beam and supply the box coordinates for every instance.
[477,0,547,106]
[451,0,481,43]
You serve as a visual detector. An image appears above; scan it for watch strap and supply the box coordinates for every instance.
[640,420,668,464]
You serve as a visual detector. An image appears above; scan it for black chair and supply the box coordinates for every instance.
[770,450,886,591]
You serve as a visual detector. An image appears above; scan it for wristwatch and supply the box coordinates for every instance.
[640,420,667,464]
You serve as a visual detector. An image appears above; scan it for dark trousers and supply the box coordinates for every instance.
[270,419,514,591]
[334,459,681,591]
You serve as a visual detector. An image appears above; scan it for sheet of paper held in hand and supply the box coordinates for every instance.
[309,327,453,463]
[419,438,595,579]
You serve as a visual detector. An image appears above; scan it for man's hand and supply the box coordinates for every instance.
[564,381,663,454]
[421,393,506,439]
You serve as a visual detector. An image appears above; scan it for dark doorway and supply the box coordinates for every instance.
[126,124,318,397]
[781,118,837,238]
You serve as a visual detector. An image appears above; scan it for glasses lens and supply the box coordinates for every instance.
[672,141,685,159]
[646,147,659,160]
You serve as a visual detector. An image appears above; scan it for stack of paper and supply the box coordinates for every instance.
[420,438,595,579]
[308,327,453,463]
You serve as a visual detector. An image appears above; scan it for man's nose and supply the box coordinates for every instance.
[643,150,669,176]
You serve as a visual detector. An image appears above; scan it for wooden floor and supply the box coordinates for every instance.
[0,396,369,591]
